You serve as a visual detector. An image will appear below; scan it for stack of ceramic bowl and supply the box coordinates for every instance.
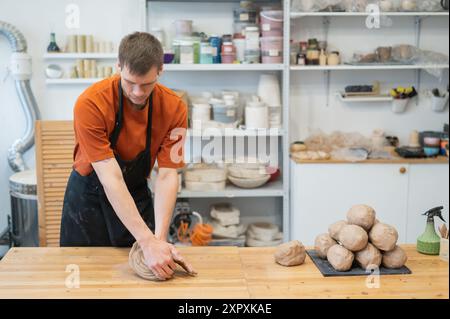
[227,162,271,189]
[246,222,283,247]
[423,136,441,157]
[184,167,227,191]
[209,203,247,239]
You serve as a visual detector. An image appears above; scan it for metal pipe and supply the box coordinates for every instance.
[0,21,41,172]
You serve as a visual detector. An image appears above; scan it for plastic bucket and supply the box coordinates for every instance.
[431,93,449,112]
[260,10,283,37]
[260,37,283,64]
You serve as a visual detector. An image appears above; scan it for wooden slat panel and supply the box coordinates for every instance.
[36,120,74,247]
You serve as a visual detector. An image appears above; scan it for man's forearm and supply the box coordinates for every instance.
[154,169,179,241]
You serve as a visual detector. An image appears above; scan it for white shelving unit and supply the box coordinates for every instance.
[187,128,285,137]
[291,64,450,71]
[143,0,291,241]
[289,8,449,107]
[178,180,284,199]
[43,53,118,60]
[163,63,284,71]
[45,78,105,85]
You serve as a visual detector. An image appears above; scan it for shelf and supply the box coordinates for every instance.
[43,53,117,60]
[164,64,285,71]
[291,11,450,18]
[290,64,450,71]
[148,0,275,2]
[46,78,105,85]
[187,128,284,137]
[177,180,284,198]
[291,156,449,165]
[337,92,394,103]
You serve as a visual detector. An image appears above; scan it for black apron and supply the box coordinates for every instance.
[60,81,155,247]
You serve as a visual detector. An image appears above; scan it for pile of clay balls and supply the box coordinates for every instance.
[314,204,408,272]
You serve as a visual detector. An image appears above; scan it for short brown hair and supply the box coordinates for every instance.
[118,32,163,76]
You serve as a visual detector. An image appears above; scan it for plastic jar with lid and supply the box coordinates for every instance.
[245,26,260,52]
[209,35,222,64]
[221,41,235,64]
[233,37,246,63]
[200,41,213,64]
[179,40,195,64]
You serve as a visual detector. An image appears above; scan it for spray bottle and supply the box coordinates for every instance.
[417,206,446,255]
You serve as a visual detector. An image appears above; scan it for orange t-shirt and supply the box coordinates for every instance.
[73,75,187,176]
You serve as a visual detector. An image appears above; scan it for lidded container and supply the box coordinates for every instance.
[260,10,283,37]
[260,36,283,64]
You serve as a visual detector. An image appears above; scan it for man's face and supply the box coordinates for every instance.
[118,63,161,108]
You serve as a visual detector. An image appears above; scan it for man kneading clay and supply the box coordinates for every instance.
[60,32,195,280]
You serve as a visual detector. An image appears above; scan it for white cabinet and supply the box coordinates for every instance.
[290,160,449,245]
[406,164,449,243]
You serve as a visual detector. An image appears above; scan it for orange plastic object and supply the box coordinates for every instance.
[190,223,214,246]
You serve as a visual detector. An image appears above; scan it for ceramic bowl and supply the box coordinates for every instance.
[228,175,271,189]
[424,137,441,147]
[423,147,440,157]
[45,64,64,79]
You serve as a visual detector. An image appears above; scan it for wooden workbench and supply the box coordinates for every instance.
[0,245,447,299]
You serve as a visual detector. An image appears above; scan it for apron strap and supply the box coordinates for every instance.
[110,81,124,149]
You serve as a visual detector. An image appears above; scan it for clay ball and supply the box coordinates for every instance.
[314,233,337,259]
[327,244,355,272]
[339,225,369,252]
[355,243,382,270]
[382,246,408,269]
[347,204,376,231]
[328,220,348,241]
[369,223,398,252]
[274,240,306,267]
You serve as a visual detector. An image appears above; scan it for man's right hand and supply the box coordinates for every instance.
[140,238,178,280]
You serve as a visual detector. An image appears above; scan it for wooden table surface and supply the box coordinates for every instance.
[0,245,447,299]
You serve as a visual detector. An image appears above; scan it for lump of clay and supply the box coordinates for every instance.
[129,242,197,281]
[314,233,337,259]
[355,243,382,269]
[328,220,348,241]
[338,225,368,252]
[327,245,354,272]
[274,240,306,267]
[382,246,408,269]
[347,204,376,231]
[369,222,398,252]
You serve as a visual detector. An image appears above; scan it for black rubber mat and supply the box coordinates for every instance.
[307,250,412,277]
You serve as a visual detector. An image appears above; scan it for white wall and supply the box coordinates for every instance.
[0,0,142,234]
